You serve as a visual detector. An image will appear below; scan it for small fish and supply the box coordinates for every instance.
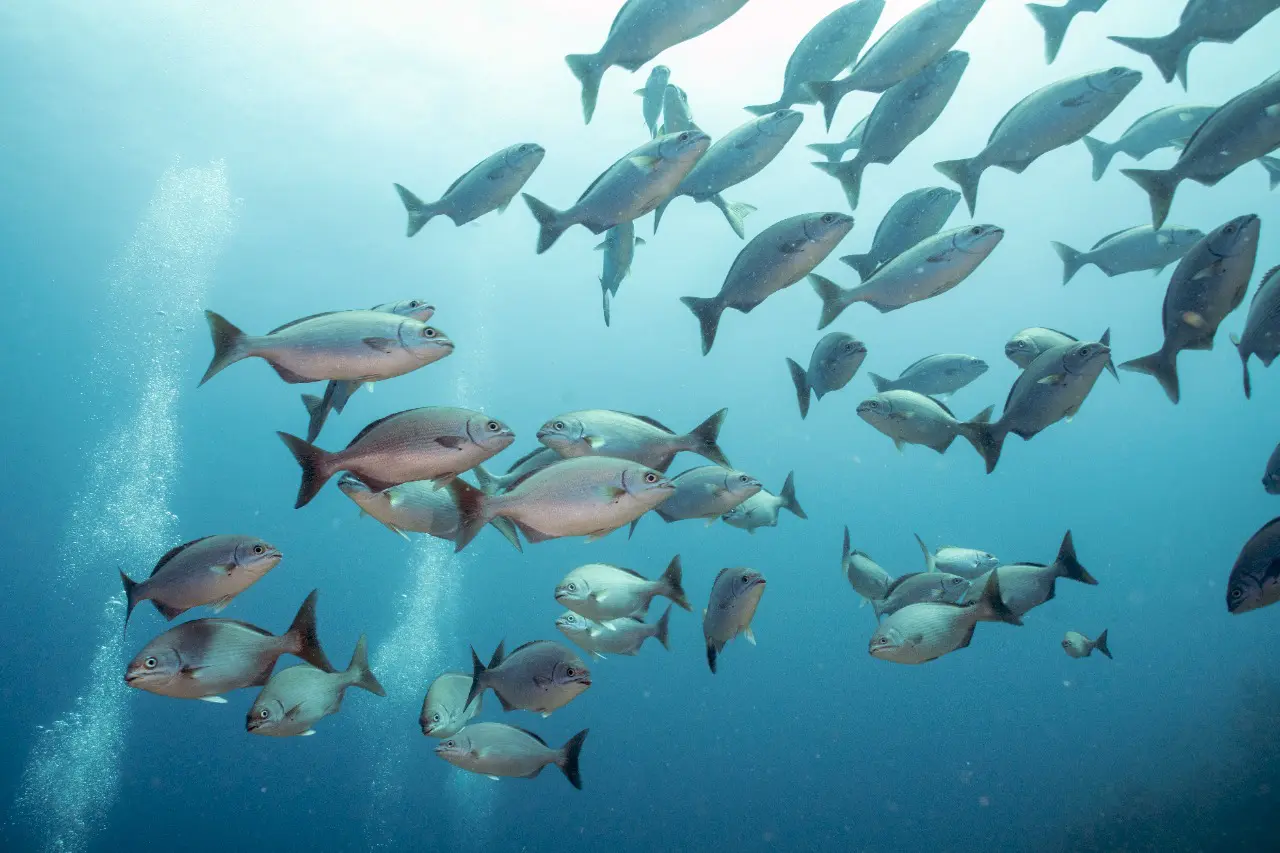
[966,531,1096,620]
[1081,104,1215,180]
[595,222,646,326]
[466,640,591,717]
[857,391,993,455]
[786,332,867,418]
[199,310,453,386]
[555,556,690,622]
[634,65,671,137]
[246,635,386,738]
[537,408,729,471]
[869,571,1021,665]
[723,472,807,533]
[1062,629,1111,659]
[337,474,522,551]
[1226,517,1280,614]
[914,533,999,579]
[644,465,761,528]
[1231,264,1280,398]
[436,724,589,789]
[120,534,281,630]
[1005,327,1119,380]
[703,568,766,674]
[420,672,483,738]
[1026,0,1109,64]
[867,353,988,398]
[393,143,545,236]
[473,447,561,495]
[278,407,515,508]
[657,84,697,135]
[556,607,672,658]
[835,187,961,281]
[871,571,971,619]
[841,527,892,604]
[124,590,334,702]
[1051,225,1205,285]
[1264,442,1280,495]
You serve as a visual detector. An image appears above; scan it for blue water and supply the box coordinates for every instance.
[2,2,1279,851]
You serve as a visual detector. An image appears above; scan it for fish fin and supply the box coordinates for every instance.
[522,193,570,254]
[199,311,251,386]
[1053,530,1097,585]
[893,438,905,453]
[344,634,386,696]
[298,730,316,737]
[1108,34,1181,85]
[1036,373,1067,385]
[564,52,604,124]
[276,432,336,508]
[514,520,556,544]
[1119,347,1179,404]
[197,695,228,704]
[557,729,589,790]
[786,358,812,419]
[807,141,852,164]
[488,516,524,552]
[934,157,984,216]
[393,183,439,237]
[977,570,1022,626]
[120,570,140,633]
[679,295,725,356]
[778,471,806,519]
[660,555,691,611]
[1027,2,1075,64]
[708,195,754,239]
[1121,168,1179,229]
[584,526,621,543]
[806,80,845,132]
[153,600,186,620]
[629,155,659,170]
[743,626,756,646]
[744,100,784,117]
[839,252,877,282]
[1232,333,1253,399]
[1094,629,1113,660]
[956,418,1006,474]
[809,273,856,330]
[654,605,673,651]
[532,674,552,688]
[867,372,891,393]
[1050,241,1087,285]
[812,157,867,210]
[705,640,718,674]
[684,407,730,467]
[452,478,494,552]
[1080,135,1114,181]
[434,435,466,449]
[266,362,312,384]
[207,595,234,614]
[914,533,937,573]
[286,589,335,672]
[362,337,398,354]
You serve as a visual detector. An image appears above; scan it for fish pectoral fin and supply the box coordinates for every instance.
[585,435,606,449]
[779,239,807,254]
[591,651,607,660]
[208,562,234,575]
[1059,95,1090,108]
[180,664,208,677]
[486,775,501,781]
[284,703,306,721]
[584,527,620,542]
[300,730,316,737]
[893,438,905,453]
[268,362,314,384]
[387,491,403,508]
[540,712,553,719]
[430,473,457,489]
[532,674,552,688]
[704,517,717,528]
[197,695,228,704]
[434,436,466,449]
[743,627,757,646]
[1036,373,1067,385]
[957,623,977,650]
[362,337,398,353]
[629,155,660,170]
[925,251,951,263]
[1181,311,1206,328]
[208,595,234,613]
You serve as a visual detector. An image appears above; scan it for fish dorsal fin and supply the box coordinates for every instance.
[616,412,676,434]
[202,618,275,638]
[1044,328,1079,342]
[151,536,216,576]
[607,0,636,36]
[884,572,925,596]
[511,725,549,747]
[506,446,551,473]
[1252,265,1280,306]
[712,567,733,586]
[609,565,648,579]
[345,410,413,449]
[927,396,955,418]
[509,639,556,656]
[1090,227,1139,250]
[898,354,939,374]
[266,311,340,335]
[506,462,557,492]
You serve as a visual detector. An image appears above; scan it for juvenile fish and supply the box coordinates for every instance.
[123,590,333,702]
[857,390,993,455]
[645,465,761,526]
[1051,225,1205,284]
[473,447,561,495]
[1231,264,1280,398]
[841,527,892,604]
[835,187,961,281]
[1264,442,1280,495]
[420,672,483,738]
[635,65,670,137]
[968,531,1096,620]
[337,474,522,551]
[120,534,281,630]
[682,212,854,353]
[867,353,988,398]
[723,472,807,532]
[786,332,867,418]
[393,143,545,236]
[869,571,1021,665]
[596,222,646,326]
[537,408,729,471]
[1121,215,1260,404]
[1226,516,1280,614]
[246,634,386,737]
[1082,104,1215,180]
[1005,327,1119,380]
[1062,629,1111,659]
[556,607,672,658]
[1026,0,1109,64]
[915,533,999,579]
[555,556,691,622]
[871,571,970,619]
[278,407,515,508]
[703,567,766,673]
[436,724,589,789]
[466,640,591,716]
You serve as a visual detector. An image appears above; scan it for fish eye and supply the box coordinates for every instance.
[1225,224,1237,234]
[423,327,437,338]
[253,544,266,554]
[144,657,157,669]
[443,740,455,748]
[432,713,441,723]
[843,342,854,351]
[518,144,528,152]
[678,132,690,141]
[408,300,421,308]
[1230,587,1244,600]
[486,421,500,431]
[644,472,658,483]
[1062,640,1070,648]
[822,213,835,224]
[969,226,982,235]
[565,667,577,677]
[554,421,565,430]
[740,574,751,583]
[258,708,270,719]
[567,582,576,591]
[739,475,750,482]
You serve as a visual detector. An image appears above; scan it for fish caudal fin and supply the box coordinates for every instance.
[344,634,386,696]
[1108,34,1181,84]
[744,99,784,117]
[200,311,251,386]
[1026,2,1075,64]
[686,407,730,467]
[977,569,1023,626]
[779,471,806,519]
[867,372,891,393]
[660,555,692,611]
[451,478,495,553]
[679,295,725,355]
[1050,241,1087,286]
[119,570,140,633]
[1094,629,1112,660]
[1261,156,1280,191]
[1053,530,1097,585]
[812,158,867,211]
[465,640,504,709]
[708,194,755,239]
[392,183,438,237]
[957,418,1005,474]
[1119,346,1179,403]
[806,141,850,164]
[654,605,673,651]
[934,157,984,216]
[809,274,856,330]
[1232,334,1253,399]
[1081,136,1115,181]
[786,357,812,419]
[277,432,337,508]
[565,52,605,124]
[1100,328,1119,381]
[914,533,937,573]
[840,252,877,282]
[805,80,844,132]
[557,729,589,790]
[522,193,570,254]
[472,464,500,495]
[1121,167,1179,229]
[286,589,335,672]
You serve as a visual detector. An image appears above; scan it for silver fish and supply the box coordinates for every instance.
[1120,215,1260,403]
[835,187,961,281]
[123,590,333,702]
[811,224,1004,328]
[537,408,729,471]
[744,0,885,115]
[1082,104,1216,180]
[466,640,591,717]
[914,533,999,579]
[435,724,589,789]
[682,212,854,354]
[1005,327,1119,380]
[473,447,561,495]
[1027,0,1109,64]
[566,0,751,123]
[648,465,761,525]
[1232,263,1280,398]
[120,534,281,630]
[420,672,483,738]
[634,65,671,137]
[867,353,988,398]
[872,571,971,619]
[869,571,1021,665]
[658,84,697,135]
[278,407,515,508]
[723,472,807,532]
[786,332,867,419]
[199,309,453,386]
[812,50,969,210]
[703,567,766,673]
[841,527,892,604]
[1062,629,1111,659]
[556,608,672,658]
[1264,442,1280,495]
[935,67,1142,215]
[1052,225,1205,285]
[523,130,710,253]
[555,556,690,621]
[393,143,546,236]
[1123,71,1280,228]
[857,390,992,455]
[1226,516,1280,614]
[246,635,385,737]
[596,222,646,326]
[336,474,522,551]
[967,532,1096,620]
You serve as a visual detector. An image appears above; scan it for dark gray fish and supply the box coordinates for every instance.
[1227,517,1280,613]
[967,532,1095,620]
[246,635,385,737]
[466,640,591,717]
[1027,0,1109,64]
[1082,104,1216,180]
[634,65,671,137]
[1264,442,1280,495]
[393,143,545,236]
[786,332,867,418]
[723,473,807,532]
[871,571,971,619]
[1232,264,1280,398]
[435,724,589,789]
[596,222,646,326]
[337,474,521,551]
[836,187,961,281]
[1052,225,1205,285]
[867,353,988,398]
[703,567,766,673]
[1005,327,1119,380]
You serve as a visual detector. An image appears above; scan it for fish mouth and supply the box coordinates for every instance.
[245,718,264,732]
[578,677,593,688]
[124,671,142,685]
[1003,343,1021,357]
[748,578,766,590]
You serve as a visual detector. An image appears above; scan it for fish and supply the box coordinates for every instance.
[452,456,676,550]
[643,465,761,528]
[811,224,1004,328]
[966,531,1096,620]
[635,65,671,136]
[1122,71,1280,228]
[744,0,885,115]
[555,555,691,622]
[1262,155,1280,190]
[935,67,1142,215]
[857,390,993,455]
[473,447,561,495]
[914,534,1000,579]
[565,0,750,123]
[595,222,646,326]
[536,408,729,471]
[835,187,961,281]
[786,332,867,418]
[278,407,515,508]
[1026,0,1109,64]
[1005,327,1119,380]
[682,212,855,354]
[246,635,386,737]
[420,672,483,738]
[435,724,589,789]
[123,589,334,702]
[1081,104,1216,180]
[1109,0,1280,89]
[806,116,867,164]
[556,607,672,658]
[120,535,281,631]
[199,309,453,387]
[522,130,710,253]
[1226,516,1280,614]
[654,110,804,238]
[841,527,893,604]
[336,474,522,551]
[1062,629,1111,659]
[1265,442,1280,495]
[808,0,986,131]
[872,571,971,619]
[465,640,591,717]
[722,472,807,532]
[658,84,697,135]
[703,567,766,673]
[1051,225,1206,285]
[869,570,1021,665]
[1231,264,1280,398]
[393,143,546,236]
[962,334,1113,473]
[1120,215,1260,404]
[867,353,988,398]
[812,51,969,210]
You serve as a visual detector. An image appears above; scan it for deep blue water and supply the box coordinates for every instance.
[2,2,1280,851]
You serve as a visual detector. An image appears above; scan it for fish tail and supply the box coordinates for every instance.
[812,157,867,211]
[557,729,589,790]
[286,589,335,672]
[1232,333,1253,399]
[1050,241,1087,285]
[744,99,784,117]
[276,431,337,508]
[301,393,329,443]
[1119,345,1179,403]
[472,464,500,496]
[806,80,845,132]
[977,569,1023,626]
[786,357,812,419]
[1261,156,1280,191]
[1053,530,1097,585]
[659,555,691,611]
[119,570,139,633]
[686,407,730,466]
[392,183,438,237]
[708,194,755,239]
[451,477,495,552]
[871,597,887,620]
[344,634,386,696]
[1121,167,1179,229]
[199,310,252,386]
[914,533,937,573]
[488,516,524,552]
[521,193,570,254]
[564,52,605,124]
[1108,33,1181,84]
[809,273,857,330]
[806,141,850,164]
[839,252,877,282]
[465,640,503,709]
[1081,135,1115,181]
[867,372,891,393]
[957,418,1005,474]
[934,157,984,216]
[1094,629,1113,660]
[1101,328,1119,381]
[1026,2,1075,64]
[654,605,673,651]
[679,295,725,355]
[779,471,806,519]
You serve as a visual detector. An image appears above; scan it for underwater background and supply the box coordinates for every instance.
[2,1,1279,851]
